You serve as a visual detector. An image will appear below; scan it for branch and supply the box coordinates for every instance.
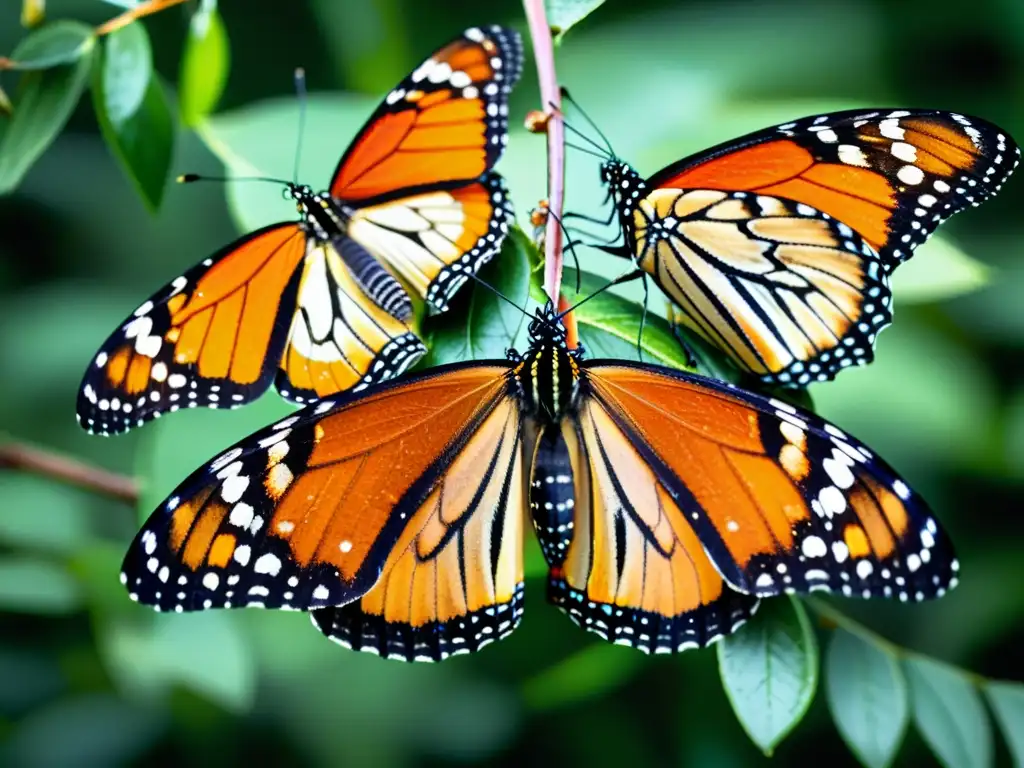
[523,0,566,306]
[0,440,139,505]
[95,0,189,37]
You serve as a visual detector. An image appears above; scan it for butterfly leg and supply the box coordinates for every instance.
[665,304,700,371]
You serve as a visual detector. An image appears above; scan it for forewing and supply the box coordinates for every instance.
[648,109,1019,270]
[78,224,307,435]
[120,364,515,614]
[329,26,522,203]
[583,362,958,603]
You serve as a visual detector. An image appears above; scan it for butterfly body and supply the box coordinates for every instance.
[79,25,523,434]
[594,109,1018,386]
[287,183,415,321]
[512,315,581,423]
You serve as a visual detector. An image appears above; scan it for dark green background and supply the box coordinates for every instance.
[1,0,1022,765]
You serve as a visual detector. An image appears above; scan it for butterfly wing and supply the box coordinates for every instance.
[328,25,522,314]
[529,420,760,654]
[345,172,513,312]
[311,391,526,661]
[121,363,526,659]
[328,26,522,203]
[646,109,1019,271]
[78,224,307,435]
[275,241,426,405]
[632,189,890,385]
[582,362,958,602]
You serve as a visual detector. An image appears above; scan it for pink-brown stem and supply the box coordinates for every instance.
[523,0,566,305]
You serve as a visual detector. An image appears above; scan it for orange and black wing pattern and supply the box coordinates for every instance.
[77,224,307,435]
[329,26,522,203]
[530,420,760,654]
[630,188,889,386]
[275,240,426,405]
[120,363,526,662]
[646,109,1019,272]
[581,362,958,603]
[329,25,521,314]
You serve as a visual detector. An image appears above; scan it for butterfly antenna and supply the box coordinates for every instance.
[177,173,292,186]
[556,267,645,320]
[464,271,531,319]
[560,118,611,158]
[561,87,616,157]
[564,139,610,161]
[292,67,307,185]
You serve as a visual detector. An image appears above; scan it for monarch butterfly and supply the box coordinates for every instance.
[574,108,1018,387]
[77,25,523,435]
[120,302,956,661]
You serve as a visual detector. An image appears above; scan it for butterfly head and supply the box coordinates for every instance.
[286,183,315,205]
[600,159,646,219]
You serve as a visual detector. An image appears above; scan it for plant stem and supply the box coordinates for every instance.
[523,0,566,306]
[95,0,189,37]
[0,439,138,505]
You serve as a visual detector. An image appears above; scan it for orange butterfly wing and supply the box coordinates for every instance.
[582,362,958,603]
[329,26,523,203]
[530,417,760,654]
[78,224,307,435]
[647,109,1019,270]
[120,363,525,659]
[312,392,526,660]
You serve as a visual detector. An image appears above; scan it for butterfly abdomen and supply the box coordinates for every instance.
[333,236,414,321]
[529,426,575,565]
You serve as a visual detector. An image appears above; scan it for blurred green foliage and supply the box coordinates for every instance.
[1,0,1023,766]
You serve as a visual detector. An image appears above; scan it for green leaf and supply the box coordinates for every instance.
[98,22,151,123]
[421,227,532,366]
[178,5,229,127]
[825,629,908,768]
[891,235,990,304]
[717,596,818,756]
[561,268,696,371]
[4,19,95,70]
[905,656,993,768]
[92,21,174,210]
[0,26,94,194]
[0,556,82,614]
[135,393,294,525]
[546,0,607,38]
[522,642,643,711]
[984,681,1024,767]
[103,612,256,712]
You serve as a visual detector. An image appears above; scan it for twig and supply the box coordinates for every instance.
[0,440,139,505]
[523,0,566,306]
[95,0,189,37]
